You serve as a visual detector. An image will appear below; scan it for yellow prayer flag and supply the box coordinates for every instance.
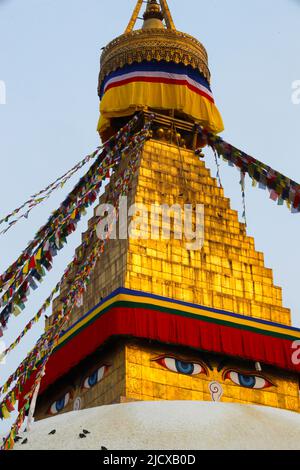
[1,404,11,419]
[11,391,16,406]
[22,261,29,275]
[13,304,22,317]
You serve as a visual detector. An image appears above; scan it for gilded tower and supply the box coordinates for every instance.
[35,0,300,419]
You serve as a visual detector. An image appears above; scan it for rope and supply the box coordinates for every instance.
[240,170,248,227]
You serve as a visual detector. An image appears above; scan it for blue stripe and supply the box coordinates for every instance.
[99,60,212,98]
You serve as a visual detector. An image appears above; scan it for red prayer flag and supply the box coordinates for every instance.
[29,256,36,270]
[5,398,15,413]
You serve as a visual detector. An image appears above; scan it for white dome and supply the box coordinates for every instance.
[12,401,300,450]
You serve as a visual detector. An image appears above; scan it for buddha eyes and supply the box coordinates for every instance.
[47,366,108,415]
[47,360,274,417]
[83,365,108,389]
[155,357,274,390]
[224,371,273,389]
[47,367,108,415]
[156,357,207,376]
[49,392,71,415]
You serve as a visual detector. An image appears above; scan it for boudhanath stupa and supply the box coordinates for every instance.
[2,0,300,451]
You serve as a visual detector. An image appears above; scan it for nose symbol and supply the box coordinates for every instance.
[209,381,223,402]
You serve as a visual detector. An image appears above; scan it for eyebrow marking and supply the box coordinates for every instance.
[217,359,229,373]
[200,355,213,371]
[151,354,213,371]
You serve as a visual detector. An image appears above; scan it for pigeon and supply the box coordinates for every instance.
[21,438,28,445]
[48,429,56,435]
[83,429,90,435]
[79,433,86,439]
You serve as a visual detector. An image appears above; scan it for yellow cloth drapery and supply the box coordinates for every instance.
[98,81,224,135]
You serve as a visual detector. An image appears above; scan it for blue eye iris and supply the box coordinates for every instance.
[55,397,66,412]
[49,392,71,415]
[83,366,107,389]
[175,360,194,375]
[88,371,98,387]
[238,374,256,388]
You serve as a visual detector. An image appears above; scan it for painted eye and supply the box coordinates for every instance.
[49,392,71,415]
[83,365,108,389]
[225,371,273,389]
[156,357,206,376]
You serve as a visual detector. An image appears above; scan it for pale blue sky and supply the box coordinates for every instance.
[0,0,300,435]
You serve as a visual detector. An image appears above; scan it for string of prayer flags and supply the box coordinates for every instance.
[0,283,60,361]
[0,114,141,233]
[0,114,141,292]
[0,133,148,411]
[0,125,150,450]
[0,151,100,235]
[240,170,247,227]
[196,127,300,214]
[0,117,152,396]
[0,116,147,335]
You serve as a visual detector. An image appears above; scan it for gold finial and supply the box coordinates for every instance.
[142,0,164,30]
[125,0,176,33]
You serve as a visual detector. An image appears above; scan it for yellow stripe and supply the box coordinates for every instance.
[58,292,300,347]
[122,293,300,338]
[57,294,119,346]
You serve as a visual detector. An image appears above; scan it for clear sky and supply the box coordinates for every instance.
[0,0,299,435]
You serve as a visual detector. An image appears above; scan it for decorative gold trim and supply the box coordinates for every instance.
[98,28,210,95]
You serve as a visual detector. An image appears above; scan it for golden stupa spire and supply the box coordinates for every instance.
[98,0,224,137]
[125,0,176,33]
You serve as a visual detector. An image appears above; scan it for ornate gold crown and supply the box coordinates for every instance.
[98,1,210,96]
